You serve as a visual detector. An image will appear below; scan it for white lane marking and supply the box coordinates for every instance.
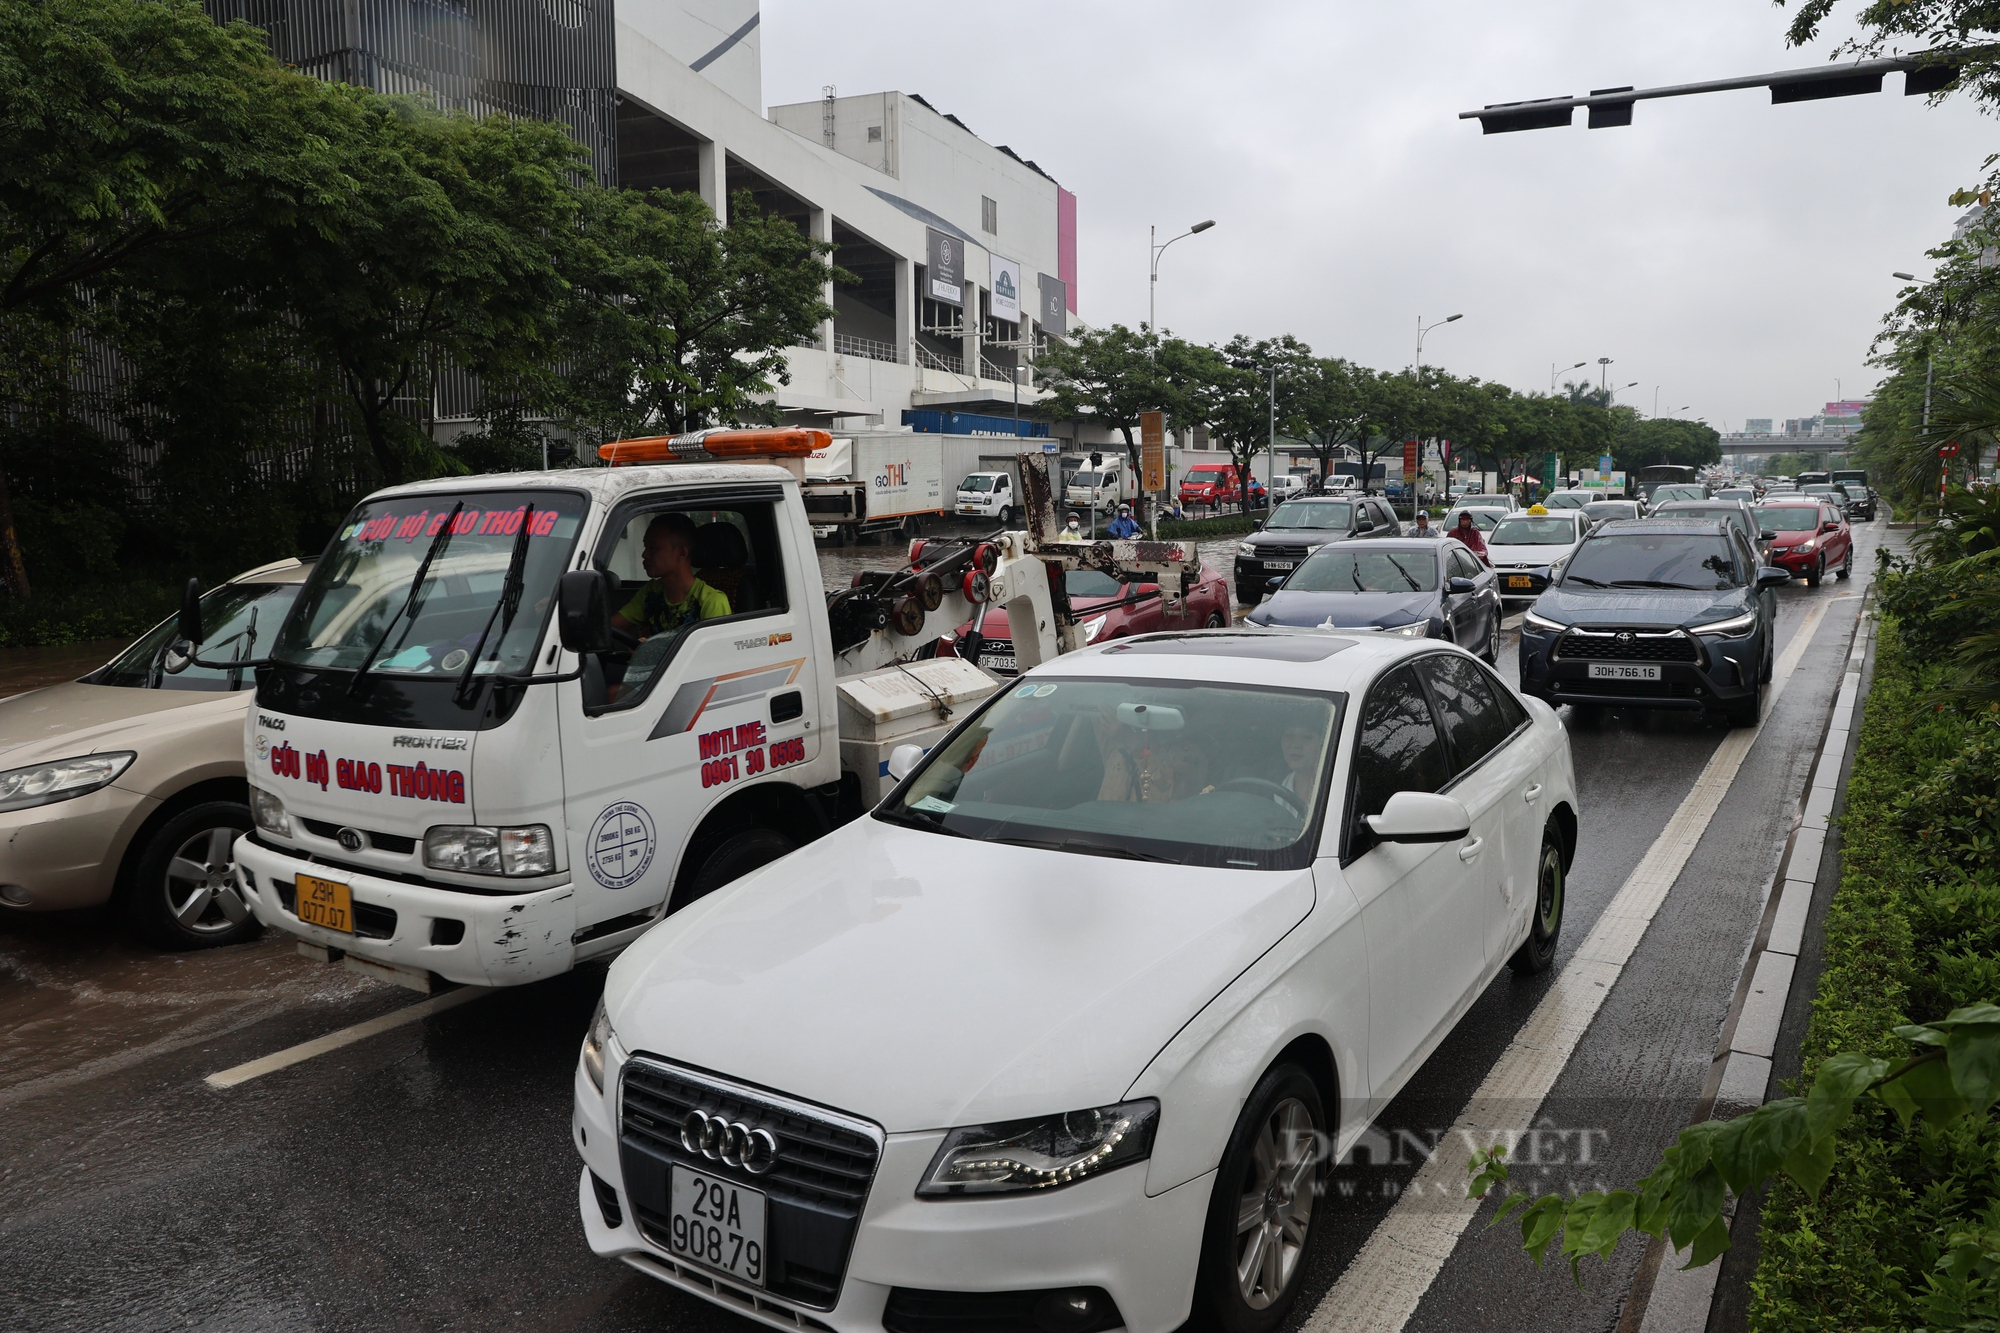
[203,986,490,1089]
[1303,597,1834,1333]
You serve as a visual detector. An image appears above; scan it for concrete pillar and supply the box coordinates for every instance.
[893,253,913,365]
[961,280,980,379]
[697,140,727,226]
[809,208,834,353]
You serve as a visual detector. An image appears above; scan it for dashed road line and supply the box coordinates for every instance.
[1302,597,1834,1333]
[204,985,490,1089]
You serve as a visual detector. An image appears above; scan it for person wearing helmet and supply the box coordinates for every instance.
[1058,512,1085,542]
[1106,503,1141,539]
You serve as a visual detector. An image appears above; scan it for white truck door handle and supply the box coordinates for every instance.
[1458,837,1484,862]
[1523,784,1543,803]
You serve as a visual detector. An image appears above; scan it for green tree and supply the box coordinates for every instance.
[1034,323,1185,467]
[1292,359,1387,487]
[1187,335,1317,506]
[1613,416,1721,473]
[552,188,840,443]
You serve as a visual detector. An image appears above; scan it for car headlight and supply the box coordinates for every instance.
[1692,610,1759,637]
[248,784,290,836]
[1797,539,1817,553]
[1237,542,1258,557]
[0,751,136,814]
[1081,614,1109,644]
[1384,620,1429,637]
[582,997,613,1092]
[1523,610,1567,635]
[917,1099,1159,1197]
[424,824,556,876]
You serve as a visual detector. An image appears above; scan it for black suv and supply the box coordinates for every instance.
[1233,494,1401,604]
[1517,519,1788,726]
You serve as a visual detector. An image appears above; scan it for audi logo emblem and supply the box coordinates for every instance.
[336,827,368,852]
[681,1110,780,1175]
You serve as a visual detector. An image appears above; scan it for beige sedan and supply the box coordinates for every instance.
[0,557,310,948]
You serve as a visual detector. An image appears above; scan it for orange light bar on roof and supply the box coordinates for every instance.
[598,428,831,466]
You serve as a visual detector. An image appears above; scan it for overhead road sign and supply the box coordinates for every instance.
[1462,51,1970,134]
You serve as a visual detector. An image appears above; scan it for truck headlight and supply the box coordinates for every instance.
[248,784,290,836]
[0,751,135,813]
[916,1100,1159,1197]
[424,824,556,876]
[582,997,613,1092]
[1081,614,1109,644]
[1237,542,1258,556]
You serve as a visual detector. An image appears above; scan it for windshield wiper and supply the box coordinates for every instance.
[874,806,969,837]
[1608,579,1706,590]
[349,501,463,696]
[454,504,534,704]
[1564,575,1610,587]
[990,835,1181,863]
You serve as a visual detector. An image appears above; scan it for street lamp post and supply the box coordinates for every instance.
[1416,313,1463,374]
[1415,314,1463,509]
[1892,273,1936,432]
[1150,220,1216,340]
[1552,361,1585,393]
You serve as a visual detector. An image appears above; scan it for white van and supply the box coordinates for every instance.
[954,471,1017,523]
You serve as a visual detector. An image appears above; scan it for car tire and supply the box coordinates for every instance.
[124,801,260,951]
[1193,1064,1328,1333]
[1480,619,1500,665]
[1805,556,1822,588]
[677,828,795,912]
[1206,611,1227,629]
[1837,547,1852,580]
[1508,824,1566,975]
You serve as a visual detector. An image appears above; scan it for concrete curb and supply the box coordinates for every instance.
[1618,592,1877,1333]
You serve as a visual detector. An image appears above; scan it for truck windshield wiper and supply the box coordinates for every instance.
[350,501,463,696]
[454,504,534,704]
[990,835,1180,863]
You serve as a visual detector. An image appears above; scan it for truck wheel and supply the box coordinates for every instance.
[677,829,795,912]
[125,801,260,951]
[1000,505,1017,526]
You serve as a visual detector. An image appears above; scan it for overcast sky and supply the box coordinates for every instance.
[761,0,1993,432]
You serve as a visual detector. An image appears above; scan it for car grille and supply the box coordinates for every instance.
[1251,542,1320,561]
[301,819,417,855]
[1558,679,1700,700]
[620,1059,882,1310]
[1554,628,1699,663]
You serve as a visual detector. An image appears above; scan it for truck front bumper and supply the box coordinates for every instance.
[235,833,577,987]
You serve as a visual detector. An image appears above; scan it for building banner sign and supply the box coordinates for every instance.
[990,255,1022,323]
[1140,411,1167,492]
[1038,273,1068,335]
[1403,440,1419,476]
[926,228,963,305]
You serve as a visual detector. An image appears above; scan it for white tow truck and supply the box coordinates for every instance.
[187,429,1202,992]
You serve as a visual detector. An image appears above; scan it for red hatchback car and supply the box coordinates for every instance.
[1755,500,1852,586]
[942,565,1232,674]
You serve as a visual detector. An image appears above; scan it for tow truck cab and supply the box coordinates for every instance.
[223,431,1191,992]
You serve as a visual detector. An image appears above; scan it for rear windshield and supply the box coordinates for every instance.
[1289,546,1438,592]
[1266,501,1352,530]
[1563,533,1743,590]
[1757,506,1821,532]
[1490,517,1578,545]
[1459,496,1510,507]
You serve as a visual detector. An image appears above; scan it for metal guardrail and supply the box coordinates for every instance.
[914,344,965,375]
[832,333,901,364]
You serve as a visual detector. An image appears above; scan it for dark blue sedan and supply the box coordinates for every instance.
[1244,537,1504,661]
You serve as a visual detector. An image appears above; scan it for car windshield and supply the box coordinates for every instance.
[882,678,1344,870]
[1447,510,1502,530]
[1066,569,1126,599]
[960,475,994,492]
[1716,490,1754,502]
[1490,517,1578,545]
[1801,485,1835,497]
[1582,503,1639,522]
[1289,547,1438,593]
[1563,533,1742,590]
[1265,501,1352,530]
[1460,495,1510,507]
[1757,506,1821,532]
[92,581,303,692]
[1544,493,1589,509]
[272,489,587,676]
[1072,472,1102,487]
[1652,486,1706,504]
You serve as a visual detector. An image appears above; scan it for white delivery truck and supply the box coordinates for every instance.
[189,429,1200,992]
[801,433,946,542]
[1064,451,1139,515]
[952,451,1061,524]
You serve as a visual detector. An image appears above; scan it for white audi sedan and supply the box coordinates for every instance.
[572,630,1579,1333]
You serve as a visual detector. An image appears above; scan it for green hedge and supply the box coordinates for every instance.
[1153,513,1265,539]
[1749,586,2000,1328]
[0,578,182,649]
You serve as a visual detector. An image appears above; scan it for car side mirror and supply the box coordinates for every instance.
[1267,576,1284,591]
[1759,529,1777,541]
[1445,577,1476,595]
[1822,522,1839,533]
[177,578,204,646]
[557,568,613,654]
[886,743,925,783]
[1757,567,1792,589]
[1365,791,1471,843]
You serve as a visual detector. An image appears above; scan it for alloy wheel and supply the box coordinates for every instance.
[163,826,251,935]
[1537,843,1564,938]
[1234,1097,1319,1309]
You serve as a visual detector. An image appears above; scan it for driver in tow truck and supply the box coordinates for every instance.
[610,513,730,640]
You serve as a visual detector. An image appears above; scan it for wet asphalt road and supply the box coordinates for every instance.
[0,520,1889,1332]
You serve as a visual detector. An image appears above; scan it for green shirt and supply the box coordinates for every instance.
[619,577,731,636]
